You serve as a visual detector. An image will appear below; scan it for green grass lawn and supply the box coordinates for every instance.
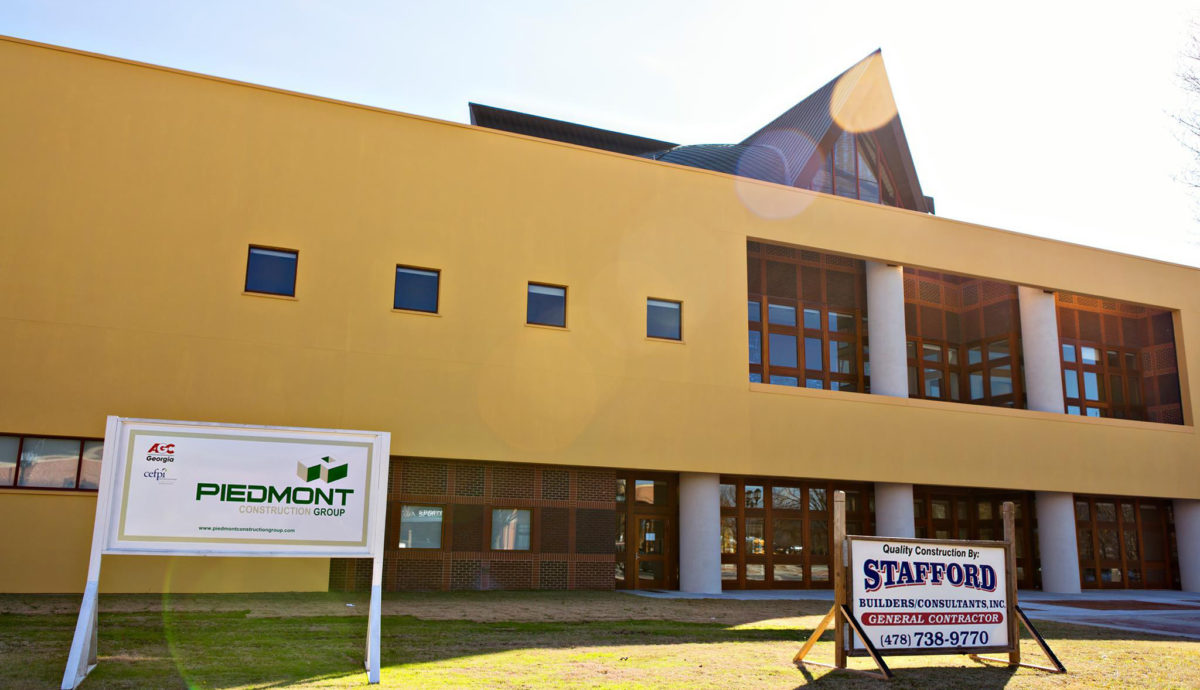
[2,592,1197,688]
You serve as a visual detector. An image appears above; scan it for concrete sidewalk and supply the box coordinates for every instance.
[625,588,1200,640]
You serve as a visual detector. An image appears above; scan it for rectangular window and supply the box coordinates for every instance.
[769,334,797,368]
[527,283,566,327]
[773,518,804,556]
[394,266,440,313]
[79,441,103,490]
[634,479,669,505]
[0,436,18,485]
[768,303,796,326]
[771,486,804,510]
[18,437,81,489]
[491,508,531,550]
[398,505,443,548]
[245,246,298,297]
[646,299,682,340]
[721,516,737,554]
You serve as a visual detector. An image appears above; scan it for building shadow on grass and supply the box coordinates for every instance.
[10,592,1196,688]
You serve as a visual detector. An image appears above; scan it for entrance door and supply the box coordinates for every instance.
[614,472,677,590]
[634,515,669,589]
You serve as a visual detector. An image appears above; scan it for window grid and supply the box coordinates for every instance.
[0,434,101,491]
[903,270,1025,408]
[747,244,869,392]
[1055,294,1181,424]
[1074,495,1178,589]
[719,476,873,589]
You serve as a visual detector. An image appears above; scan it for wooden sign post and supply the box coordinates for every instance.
[794,492,1066,680]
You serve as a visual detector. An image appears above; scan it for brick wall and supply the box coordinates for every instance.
[339,458,616,592]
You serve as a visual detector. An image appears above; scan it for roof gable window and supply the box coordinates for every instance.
[812,132,897,208]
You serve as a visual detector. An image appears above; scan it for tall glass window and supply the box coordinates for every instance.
[810,133,897,208]
[904,270,1023,409]
[1057,294,1180,424]
[747,242,868,392]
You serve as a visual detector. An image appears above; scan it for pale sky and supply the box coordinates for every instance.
[4,1,1199,267]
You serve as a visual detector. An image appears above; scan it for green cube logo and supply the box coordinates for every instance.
[296,456,348,483]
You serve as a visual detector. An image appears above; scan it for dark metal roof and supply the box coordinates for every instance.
[739,71,841,187]
[468,52,932,213]
[641,144,789,185]
[469,103,677,156]
[740,50,932,213]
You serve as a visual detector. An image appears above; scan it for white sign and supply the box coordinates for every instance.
[63,417,391,689]
[106,423,382,555]
[849,537,1010,653]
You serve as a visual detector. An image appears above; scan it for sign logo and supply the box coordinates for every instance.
[298,456,348,483]
[145,442,176,463]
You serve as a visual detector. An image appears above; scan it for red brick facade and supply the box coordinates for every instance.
[330,458,616,592]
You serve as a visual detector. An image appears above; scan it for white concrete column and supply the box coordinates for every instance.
[866,261,909,398]
[678,472,722,593]
[1018,286,1066,413]
[874,482,915,538]
[1174,499,1200,592]
[1036,491,1081,593]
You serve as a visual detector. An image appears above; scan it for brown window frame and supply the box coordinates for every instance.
[719,476,873,590]
[1,433,102,492]
[748,243,869,393]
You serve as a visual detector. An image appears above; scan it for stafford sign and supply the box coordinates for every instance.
[850,537,1010,654]
[112,425,379,554]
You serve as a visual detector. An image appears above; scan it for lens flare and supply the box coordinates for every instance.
[734,131,817,220]
[829,52,898,134]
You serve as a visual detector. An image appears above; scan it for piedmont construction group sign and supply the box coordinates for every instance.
[114,427,376,552]
[62,417,390,689]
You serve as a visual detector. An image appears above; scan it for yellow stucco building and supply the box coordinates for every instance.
[1,35,1197,595]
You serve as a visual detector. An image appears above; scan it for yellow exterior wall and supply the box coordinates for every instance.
[0,37,1198,590]
[0,490,328,593]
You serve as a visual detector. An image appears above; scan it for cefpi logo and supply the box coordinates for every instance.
[297,456,348,484]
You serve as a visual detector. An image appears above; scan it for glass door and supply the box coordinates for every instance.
[614,472,678,590]
[635,516,669,589]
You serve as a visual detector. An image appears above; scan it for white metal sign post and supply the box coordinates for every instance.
[61,417,391,689]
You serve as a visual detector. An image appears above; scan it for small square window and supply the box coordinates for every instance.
[647,299,682,340]
[398,505,443,548]
[394,266,439,313]
[245,246,298,297]
[527,283,566,327]
[491,508,531,550]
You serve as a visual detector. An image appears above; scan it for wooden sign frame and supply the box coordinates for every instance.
[794,491,1066,680]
